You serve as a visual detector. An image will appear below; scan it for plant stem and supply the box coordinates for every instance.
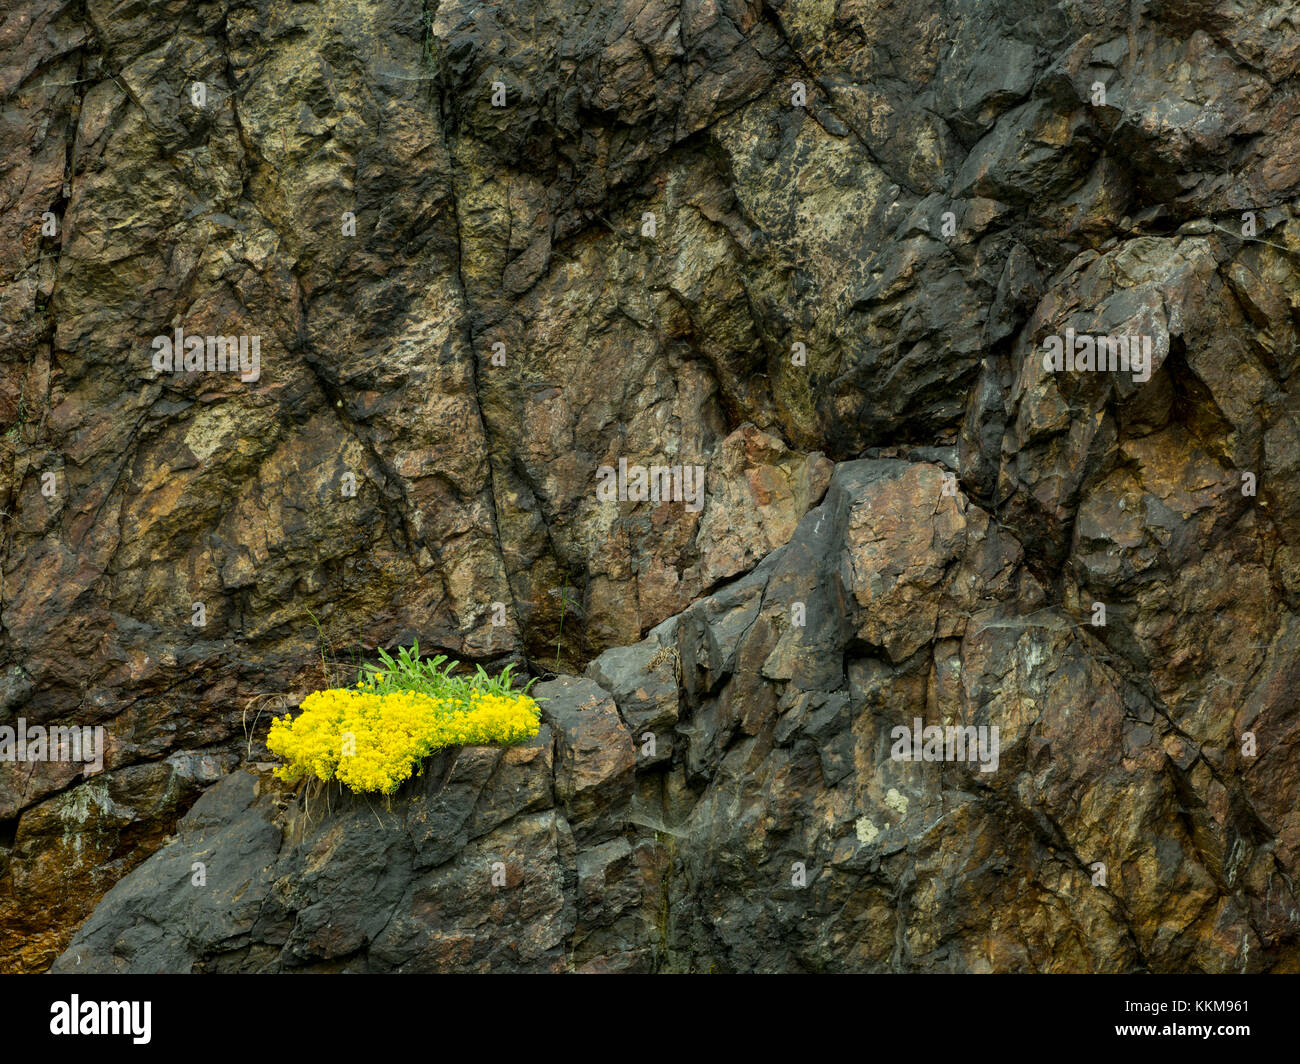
[556,574,567,671]
[305,606,331,688]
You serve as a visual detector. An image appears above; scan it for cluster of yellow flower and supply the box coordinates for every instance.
[266,685,542,795]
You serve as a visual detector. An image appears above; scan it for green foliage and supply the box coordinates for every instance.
[359,639,541,706]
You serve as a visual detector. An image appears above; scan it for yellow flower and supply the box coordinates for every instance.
[267,685,541,795]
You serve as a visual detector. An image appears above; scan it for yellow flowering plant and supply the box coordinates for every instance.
[267,641,543,795]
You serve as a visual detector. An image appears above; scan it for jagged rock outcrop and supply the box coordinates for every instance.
[4,0,1300,969]
[52,461,1300,971]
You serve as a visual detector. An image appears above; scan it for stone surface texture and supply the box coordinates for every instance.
[0,0,1297,971]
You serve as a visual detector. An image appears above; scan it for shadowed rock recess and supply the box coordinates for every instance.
[2,0,1298,973]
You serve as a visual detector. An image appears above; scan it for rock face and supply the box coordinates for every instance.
[3,0,1300,970]
[51,460,1300,972]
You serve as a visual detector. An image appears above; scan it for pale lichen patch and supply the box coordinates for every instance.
[884,787,908,815]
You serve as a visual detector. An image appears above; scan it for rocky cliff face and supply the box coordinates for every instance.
[4,0,1300,972]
